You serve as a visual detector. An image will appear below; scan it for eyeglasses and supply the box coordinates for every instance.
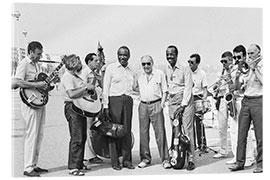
[187,60,196,65]
[233,55,242,60]
[220,60,228,64]
[142,62,151,66]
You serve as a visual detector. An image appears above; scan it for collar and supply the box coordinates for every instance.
[116,61,130,69]
[167,62,180,70]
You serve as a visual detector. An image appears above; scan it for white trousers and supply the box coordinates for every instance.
[21,103,46,172]
[217,97,255,161]
[84,117,97,159]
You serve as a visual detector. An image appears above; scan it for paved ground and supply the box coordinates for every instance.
[11,88,259,178]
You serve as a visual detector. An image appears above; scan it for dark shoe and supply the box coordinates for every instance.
[229,164,244,171]
[187,161,195,171]
[253,167,263,173]
[88,156,103,163]
[112,165,122,171]
[34,167,48,173]
[123,164,135,169]
[23,170,40,177]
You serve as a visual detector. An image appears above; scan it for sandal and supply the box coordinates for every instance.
[69,169,85,176]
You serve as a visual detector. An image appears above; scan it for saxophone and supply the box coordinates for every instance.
[224,68,237,118]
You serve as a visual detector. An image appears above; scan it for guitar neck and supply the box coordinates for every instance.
[45,62,64,83]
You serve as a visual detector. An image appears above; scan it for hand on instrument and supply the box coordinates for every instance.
[173,106,185,119]
[103,108,110,119]
[35,81,48,90]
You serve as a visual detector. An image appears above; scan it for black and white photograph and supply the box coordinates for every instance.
[6,0,268,179]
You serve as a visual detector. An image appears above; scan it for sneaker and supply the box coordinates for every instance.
[163,161,171,169]
[138,161,149,168]
[213,153,228,159]
[226,158,236,165]
[244,160,255,167]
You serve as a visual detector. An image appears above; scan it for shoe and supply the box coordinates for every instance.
[163,161,171,169]
[112,165,122,171]
[69,169,85,176]
[244,160,254,167]
[253,167,263,173]
[34,167,48,173]
[187,161,195,171]
[138,161,149,168]
[123,164,135,169]
[229,164,244,171]
[23,170,40,177]
[88,156,103,163]
[213,153,228,159]
[225,158,236,165]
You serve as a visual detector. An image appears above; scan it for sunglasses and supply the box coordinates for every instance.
[233,55,242,60]
[187,60,196,65]
[142,62,151,66]
[220,60,228,64]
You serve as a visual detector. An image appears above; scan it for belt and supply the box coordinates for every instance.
[71,103,99,117]
[141,98,161,105]
[244,95,262,99]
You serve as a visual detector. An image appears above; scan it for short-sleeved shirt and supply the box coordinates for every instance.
[137,68,168,102]
[15,56,40,81]
[61,70,85,102]
[191,67,208,95]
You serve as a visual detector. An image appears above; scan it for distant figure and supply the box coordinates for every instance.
[12,41,48,177]
[103,46,135,170]
[133,55,171,169]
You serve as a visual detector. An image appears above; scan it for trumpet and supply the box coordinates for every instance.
[237,56,262,74]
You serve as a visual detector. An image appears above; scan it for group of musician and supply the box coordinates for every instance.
[12,41,263,177]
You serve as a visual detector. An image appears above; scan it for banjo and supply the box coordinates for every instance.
[19,56,66,108]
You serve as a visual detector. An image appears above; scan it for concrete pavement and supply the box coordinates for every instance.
[11,89,257,177]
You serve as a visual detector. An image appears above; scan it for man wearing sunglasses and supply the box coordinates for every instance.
[164,45,195,170]
[213,51,235,159]
[225,45,256,167]
[133,55,171,169]
[229,44,263,173]
[188,54,208,153]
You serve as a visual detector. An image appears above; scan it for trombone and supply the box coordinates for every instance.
[237,56,262,74]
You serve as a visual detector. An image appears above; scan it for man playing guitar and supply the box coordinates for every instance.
[12,41,49,177]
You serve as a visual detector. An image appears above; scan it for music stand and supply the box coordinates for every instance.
[196,112,218,156]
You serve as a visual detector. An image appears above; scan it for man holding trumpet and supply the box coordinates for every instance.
[229,44,263,173]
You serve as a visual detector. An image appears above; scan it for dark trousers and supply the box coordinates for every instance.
[193,95,207,149]
[236,96,262,168]
[108,95,133,166]
[139,101,169,163]
[64,102,87,169]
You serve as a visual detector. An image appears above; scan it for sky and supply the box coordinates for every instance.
[2,0,270,180]
[12,3,262,73]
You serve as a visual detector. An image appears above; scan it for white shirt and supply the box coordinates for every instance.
[137,68,168,102]
[191,67,208,95]
[61,71,85,102]
[15,56,41,81]
[165,63,193,106]
[242,60,263,96]
[102,61,134,108]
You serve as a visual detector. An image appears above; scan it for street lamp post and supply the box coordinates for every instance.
[11,11,21,76]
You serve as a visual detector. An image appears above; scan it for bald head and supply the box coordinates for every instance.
[248,44,261,60]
